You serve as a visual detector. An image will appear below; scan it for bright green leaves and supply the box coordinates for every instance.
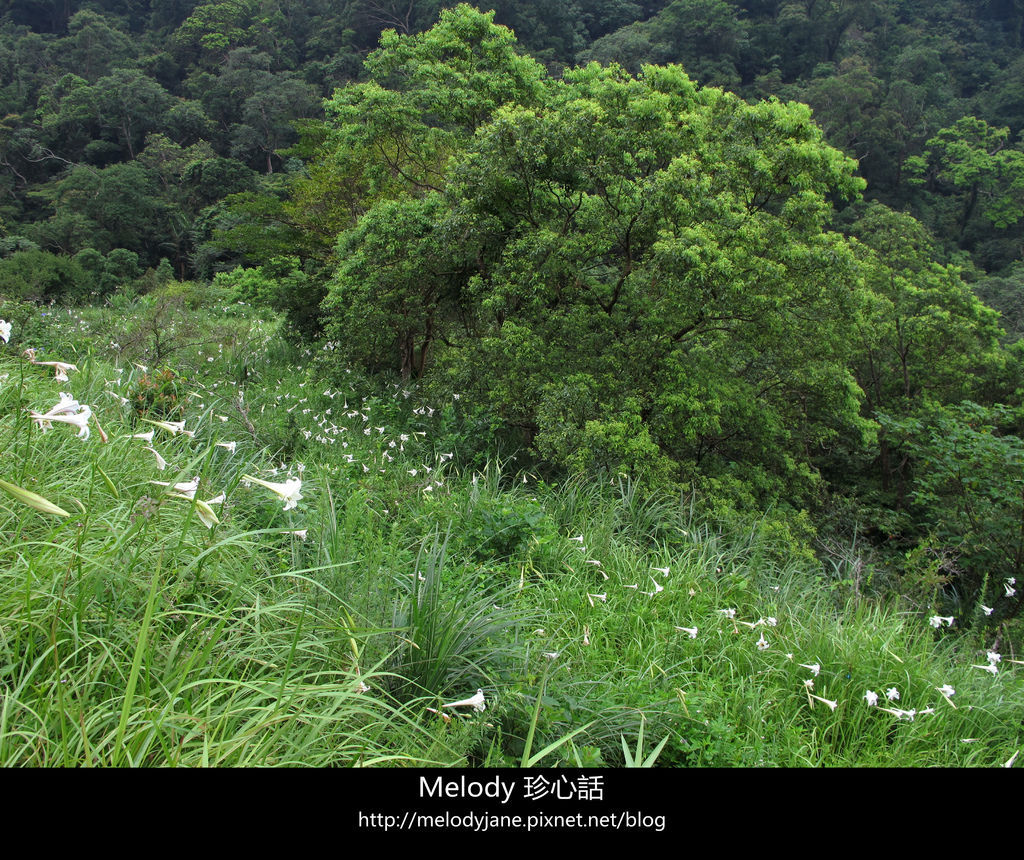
[321,5,550,203]
[325,193,458,379]
[878,402,1024,619]
[907,116,1024,234]
[850,203,1003,414]
[319,12,924,507]
[365,5,548,132]
[446,64,864,499]
[173,0,261,64]
[840,202,1008,511]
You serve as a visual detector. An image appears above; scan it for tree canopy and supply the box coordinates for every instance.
[322,6,875,505]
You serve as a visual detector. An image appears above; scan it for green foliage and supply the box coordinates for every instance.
[536,384,675,486]
[0,249,91,302]
[974,263,1024,342]
[386,529,532,703]
[324,27,871,507]
[128,367,188,420]
[583,0,747,83]
[212,265,277,303]
[845,203,1006,501]
[878,401,1024,622]
[620,716,670,767]
[3,297,1024,768]
[461,491,557,563]
[907,116,1024,236]
[325,193,456,379]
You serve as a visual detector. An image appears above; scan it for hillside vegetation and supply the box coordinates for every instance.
[1,2,1023,766]
[0,284,1021,766]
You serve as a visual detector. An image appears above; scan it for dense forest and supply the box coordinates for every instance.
[3,2,1024,276]
[0,2,1023,768]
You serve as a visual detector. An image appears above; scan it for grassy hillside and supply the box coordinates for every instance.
[0,290,1020,766]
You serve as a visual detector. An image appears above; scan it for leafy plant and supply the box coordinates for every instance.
[386,528,532,702]
[129,367,187,419]
[620,716,670,768]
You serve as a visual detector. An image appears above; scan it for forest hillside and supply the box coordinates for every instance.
[0,2,1022,767]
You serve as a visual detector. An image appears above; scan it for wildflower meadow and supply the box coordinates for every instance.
[0,291,1021,767]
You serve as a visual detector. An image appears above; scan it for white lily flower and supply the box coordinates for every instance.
[810,694,838,712]
[1006,583,1017,597]
[151,476,200,498]
[216,441,237,454]
[987,650,1001,665]
[718,608,736,619]
[756,633,769,651]
[286,529,308,540]
[142,418,195,437]
[886,687,900,701]
[800,663,821,677]
[652,566,670,576]
[44,393,81,416]
[981,604,994,616]
[641,577,664,596]
[938,684,955,698]
[674,626,698,638]
[441,689,486,712]
[1004,751,1019,768]
[242,474,303,511]
[881,707,916,721]
[142,446,167,470]
[130,430,155,443]
[0,319,11,343]
[29,357,78,381]
[864,690,879,707]
[105,390,129,406]
[973,663,999,675]
[30,404,91,439]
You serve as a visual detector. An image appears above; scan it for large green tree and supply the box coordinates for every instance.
[323,10,873,505]
[907,116,1024,240]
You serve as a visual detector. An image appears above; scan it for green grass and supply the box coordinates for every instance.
[0,294,1021,767]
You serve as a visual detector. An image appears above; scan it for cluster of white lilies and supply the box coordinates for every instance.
[29,392,93,440]
[554,521,1020,754]
[1,330,305,530]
